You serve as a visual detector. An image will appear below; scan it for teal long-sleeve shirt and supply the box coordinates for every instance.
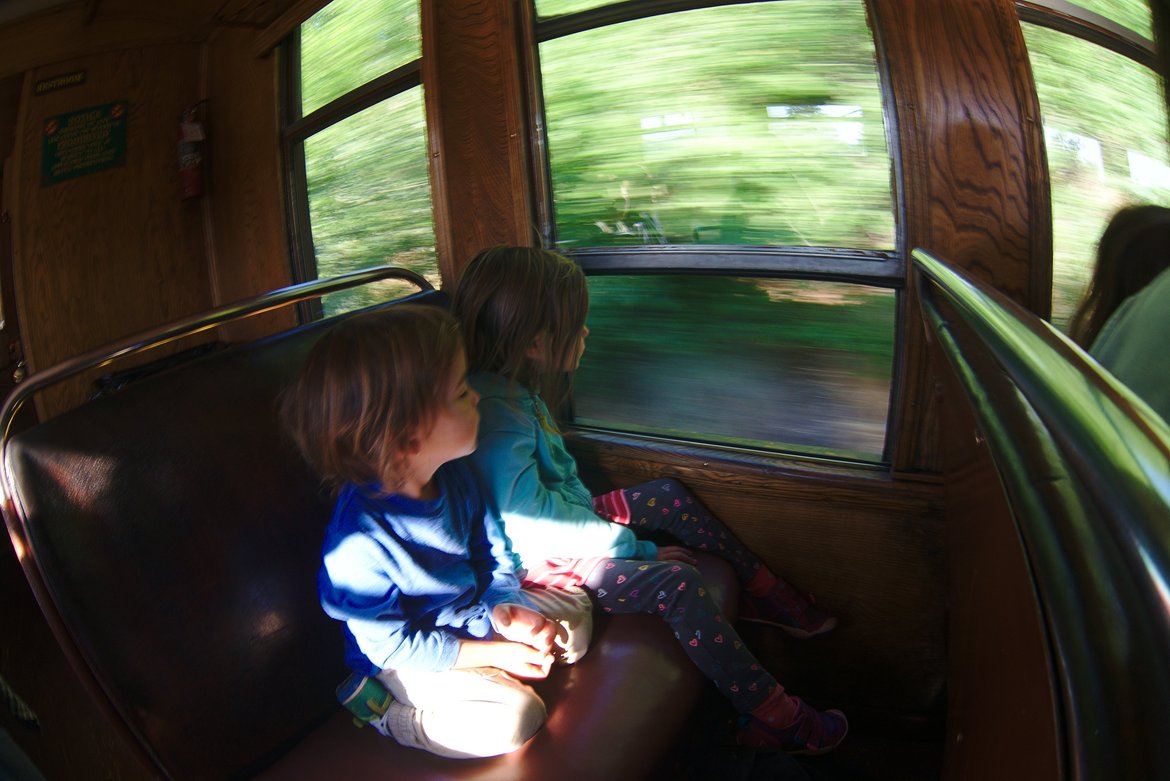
[467,372,658,569]
[1091,265,1170,425]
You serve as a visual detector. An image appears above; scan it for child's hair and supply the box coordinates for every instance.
[280,304,463,492]
[452,246,588,400]
[1069,204,1170,347]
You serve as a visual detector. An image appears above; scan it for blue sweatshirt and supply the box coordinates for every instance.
[467,371,657,569]
[318,460,522,675]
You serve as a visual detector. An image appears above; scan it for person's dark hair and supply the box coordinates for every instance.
[1069,204,1170,347]
[452,246,588,407]
[280,304,463,492]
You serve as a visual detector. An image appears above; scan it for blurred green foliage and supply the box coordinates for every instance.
[540,1,893,250]
[296,0,1168,455]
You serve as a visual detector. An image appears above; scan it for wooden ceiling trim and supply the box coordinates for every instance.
[253,0,328,55]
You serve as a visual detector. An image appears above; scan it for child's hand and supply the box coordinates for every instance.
[491,603,556,655]
[656,545,698,565]
[455,639,554,679]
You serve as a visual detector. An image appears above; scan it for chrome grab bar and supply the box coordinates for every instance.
[913,247,1170,780]
[0,265,433,444]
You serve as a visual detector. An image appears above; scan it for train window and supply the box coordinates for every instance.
[300,0,421,116]
[288,0,437,316]
[538,1,893,250]
[536,0,608,17]
[534,0,897,461]
[1020,3,1170,330]
[577,277,895,459]
[1071,0,1153,39]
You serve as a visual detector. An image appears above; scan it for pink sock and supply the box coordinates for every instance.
[745,567,778,597]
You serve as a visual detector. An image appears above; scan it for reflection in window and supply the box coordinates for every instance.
[303,89,437,316]
[300,0,421,115]
[1022,22,1170,329]
[574,277,895,460]
[539,0,894,250]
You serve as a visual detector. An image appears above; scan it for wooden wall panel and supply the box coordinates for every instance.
[12,45,211,417]
[422,0,534,284]
[869,0,1050,475]
[934,347,1061,781]
[568,433,948,724]
[0,3,207,80]
[203,26,295,341]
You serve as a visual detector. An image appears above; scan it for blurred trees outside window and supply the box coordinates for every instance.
[1021,1,1170,330]
[539,0,897,460]
[296,0,438,316]
[286,0,1170,460]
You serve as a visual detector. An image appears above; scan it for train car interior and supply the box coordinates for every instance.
[1,0,1168,779]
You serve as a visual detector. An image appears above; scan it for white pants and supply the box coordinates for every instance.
[375,585,592,758]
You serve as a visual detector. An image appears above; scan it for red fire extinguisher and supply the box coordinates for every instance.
[178,104,206,200]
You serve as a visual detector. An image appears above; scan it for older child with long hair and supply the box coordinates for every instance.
[1068,204,1170,348]
[280,304,591,759]
[453,247,847,754]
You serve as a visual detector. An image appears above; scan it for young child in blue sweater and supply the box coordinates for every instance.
[452,246,847,754]
[280,304,591,759]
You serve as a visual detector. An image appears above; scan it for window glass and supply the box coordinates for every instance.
[1071,0,1153,39]
[576,276,895,460]
[535,0,609,17]
[303,87,438,315]
[539,0,894,251]
[1022,22,1170,329]
[300,0,421,116]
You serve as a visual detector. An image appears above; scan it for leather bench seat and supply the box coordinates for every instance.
[2,294,739,780]
[260,555,736,781]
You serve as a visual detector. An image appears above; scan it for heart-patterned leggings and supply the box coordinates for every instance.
[592,477,765,584]
[524,478,779,713]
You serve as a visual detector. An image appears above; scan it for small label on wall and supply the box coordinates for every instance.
[41,101,128,186]
[34,70,87,96]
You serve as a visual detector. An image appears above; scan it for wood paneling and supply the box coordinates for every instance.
[869,0,1050,475]
[0,3,208,79]
[13,45,211,417]
[203,26,295,341]
[934,345,1061,781]
[567,431,948,724]
[422,0,534,283]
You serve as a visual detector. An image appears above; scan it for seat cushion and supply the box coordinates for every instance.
[256,553,738,781]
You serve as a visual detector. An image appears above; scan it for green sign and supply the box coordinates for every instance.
[42,101,128,185]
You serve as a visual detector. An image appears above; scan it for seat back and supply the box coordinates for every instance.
[3,290,445,779]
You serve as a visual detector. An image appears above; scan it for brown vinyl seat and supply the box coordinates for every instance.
[3,292,738,780]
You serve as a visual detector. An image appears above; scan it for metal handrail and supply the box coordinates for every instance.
[913,248,1170,780]
[0,265,433,445]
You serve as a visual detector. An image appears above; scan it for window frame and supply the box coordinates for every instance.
[1016,0,1156,66]
[280,15,424,322]
[523,0,905,463]
[1016,0,1164,329]
[525,0,904,286]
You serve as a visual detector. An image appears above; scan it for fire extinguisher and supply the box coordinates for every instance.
[178,104,206,200]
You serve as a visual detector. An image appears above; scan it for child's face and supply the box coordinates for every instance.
[564,324,589,371]
[421,352,480,465]
[529,325,591,372]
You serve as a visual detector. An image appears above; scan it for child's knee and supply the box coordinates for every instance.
[416,687,547,758]
[662,560,701,584]
[480,690,547,754]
